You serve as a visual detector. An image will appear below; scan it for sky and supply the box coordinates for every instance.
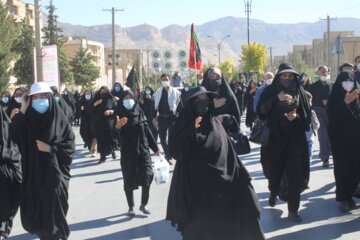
[23,0,360,28]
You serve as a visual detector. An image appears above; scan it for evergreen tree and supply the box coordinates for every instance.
[42,0,72,85]
[0,2,18,91]
[11,19,34,88]
[70,47,100,89]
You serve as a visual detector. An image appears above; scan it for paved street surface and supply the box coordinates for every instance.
[10,124,360,240]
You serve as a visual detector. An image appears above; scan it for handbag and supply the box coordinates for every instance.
[228,131,251,155]
[249,118,270,145]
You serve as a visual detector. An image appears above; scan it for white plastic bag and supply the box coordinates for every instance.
[152,155,170,184]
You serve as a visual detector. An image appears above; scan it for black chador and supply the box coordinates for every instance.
[327,71,360,208]
[167,87,264,240]
[91,86,117,162]
[0,108,22,238]
[79,91,95,151]
[10,93,75,240]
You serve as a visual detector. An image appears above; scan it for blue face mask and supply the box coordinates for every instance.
[55,96,60,103]
[114,86,121,93]
[2,97,9,104]
[123,99,135,110]
[32,98,49,114]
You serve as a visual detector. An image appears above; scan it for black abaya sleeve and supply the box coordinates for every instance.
[9,112,27,144]
[145,125,159,153]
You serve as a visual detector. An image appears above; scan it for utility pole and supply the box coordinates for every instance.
[143,47,152,81]
[34,0,43,82]
[320,15,337,70]
[244,0,252,45]
[268,46,276,71]
[103,7,124,86]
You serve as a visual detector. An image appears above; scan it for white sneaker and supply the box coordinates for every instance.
[91,153,97,157]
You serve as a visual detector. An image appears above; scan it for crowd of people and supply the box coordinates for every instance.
[1,59,360,239]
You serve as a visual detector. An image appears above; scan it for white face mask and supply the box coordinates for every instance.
[161,81,170,88]
[85,94,91,100]
[15,97,22,103]
[357,63,360,70]
[320,75,330,82]
[265,79,273,85]
[342,80,354,92]
[184,87,189,92]
[145,90,151,95]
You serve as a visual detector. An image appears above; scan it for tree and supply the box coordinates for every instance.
[42,0,72,85]
[11,19,34,88]
[70,47,100,89]
[0,2,18,91]
[240,42,268,79]
[219,59,235,82]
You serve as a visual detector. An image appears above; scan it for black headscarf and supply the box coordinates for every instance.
[50,86,74,123]
[327,71,360,120]
[0,107,21,232]
[11,92,75,239]
[167,87,263,239]
[257,69,311,137]
[201,68,241,129]
[111,82,125,100]
[6,87,27,118]
[0,91,11,108]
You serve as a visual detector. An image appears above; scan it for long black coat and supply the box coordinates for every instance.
[115,103,159,191]
[91,87,117,157]
[79,92,95,150]
[0,108,21,238]
[327,71,360,202]
[167,93,264,240]
[10,93,75,240]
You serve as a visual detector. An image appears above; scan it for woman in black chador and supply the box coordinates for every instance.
[10,82,75,240]
[257,63,311,222]
[6,87,27,120]
[91,86,117,163]
[166,86,264,240]
[139,85,158,141]
[327,71,360,211]
[201,67,241,132]
[0,108,21,239]
[79,90,96,156]
[244,80,257,129]
[50,86,74,123]
[114,90,160,216]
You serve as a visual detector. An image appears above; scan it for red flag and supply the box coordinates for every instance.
[188,23,202,70]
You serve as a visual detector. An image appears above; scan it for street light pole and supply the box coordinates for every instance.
[34,0,43,82]
[207,34,231,66]
[244,0,252,45]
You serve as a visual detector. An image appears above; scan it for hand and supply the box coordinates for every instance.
[94,99,102,107]
[10,108,20,120]
[152,117,158,126]
[20,92,30,113]
[344,89,360,105]
[36,140,51,153]
[277,91,293,102]
[155,150,161,156]
[284,110,298,122]
[195,116,202,129]
[81,106,84,111]
[115,116,128,129]
[114,96,119,101]
[145,95,152,100]
[213,97,227,109]
[215,115,224,123]
[104,110,114,116]
[322,100,328,106]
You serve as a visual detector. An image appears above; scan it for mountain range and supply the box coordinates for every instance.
[58,16,360,65]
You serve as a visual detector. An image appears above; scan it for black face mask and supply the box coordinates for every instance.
[280,78,294,89]
[209,79,222,91]
[194,99,210,116]
[100,93,107,98]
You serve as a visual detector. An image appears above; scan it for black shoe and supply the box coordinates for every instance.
[128,207,135,216]
[269,193,277,207]
[112,151,116,159]
[139,204,151,214]
[340,200,356,212]
[322,159,329,167]
[97,158,106,164]
[288,212,302,223]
